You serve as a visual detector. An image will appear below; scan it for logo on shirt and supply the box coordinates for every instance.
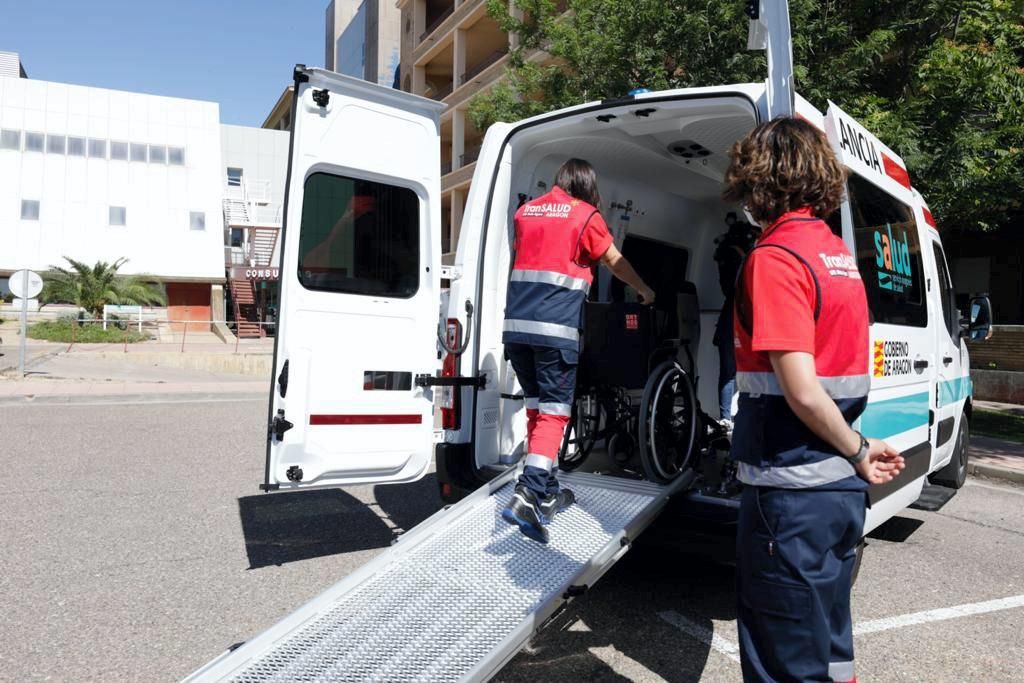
[818,252,860,279]
[874,223,914,293]
[522,202,573,219]
[873,339,911,377]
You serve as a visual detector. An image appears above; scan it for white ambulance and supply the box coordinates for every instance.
[189,45,994,682]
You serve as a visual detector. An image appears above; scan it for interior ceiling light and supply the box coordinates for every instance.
[668,139,712,159]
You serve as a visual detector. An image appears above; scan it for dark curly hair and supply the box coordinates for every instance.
[722,117,847,225]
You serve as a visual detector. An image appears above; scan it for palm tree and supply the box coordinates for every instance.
[40,257,167,319]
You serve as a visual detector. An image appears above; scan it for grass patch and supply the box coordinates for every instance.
[973,409,1024,443]
[28,319,151,344]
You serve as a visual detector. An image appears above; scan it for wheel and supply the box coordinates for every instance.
[930,415,969,488]
[558,396,602,471]
[639,360,698,483]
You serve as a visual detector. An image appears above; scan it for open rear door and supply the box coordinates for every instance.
[263,66,445,491]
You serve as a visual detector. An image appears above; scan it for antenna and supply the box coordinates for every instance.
[747,0,794,118]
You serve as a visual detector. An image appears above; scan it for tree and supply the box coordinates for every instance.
[40,257,167,319]
[473,0,1024,231]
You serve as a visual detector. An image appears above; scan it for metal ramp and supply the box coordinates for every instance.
[186,470,692,683]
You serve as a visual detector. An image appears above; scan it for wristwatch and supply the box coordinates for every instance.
[844,432,869,465]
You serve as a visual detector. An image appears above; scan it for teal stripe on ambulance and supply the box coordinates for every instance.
[938,376,972,408]
[858,392,930,439]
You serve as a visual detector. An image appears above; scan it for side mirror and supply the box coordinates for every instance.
[960,295,993,341]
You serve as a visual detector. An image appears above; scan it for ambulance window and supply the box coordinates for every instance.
[932,242,959,345]
[297,172,420,298]
[848,173,927,327]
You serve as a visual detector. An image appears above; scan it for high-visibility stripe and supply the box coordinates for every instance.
[736,457,856,488]
[882,152,911,190]
[309,414,422,425]
[922,206,937,231]
[736,371,870,399]
[524,397,539,410]
[829,661,855,682]
[539,401,572,417]
[524,453,554,471]
[503,319,579,342]
[511,269,590,293]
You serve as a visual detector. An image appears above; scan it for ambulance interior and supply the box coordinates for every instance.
[488,95,761,489]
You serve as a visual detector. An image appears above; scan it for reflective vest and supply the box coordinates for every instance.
[502,187,612,352]
[732,214,871,491]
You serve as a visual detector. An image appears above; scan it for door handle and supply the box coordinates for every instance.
[913,359,929,371]
[942,356,954,366]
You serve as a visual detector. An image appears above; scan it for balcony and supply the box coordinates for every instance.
[461,48,508,83]
[420,5,455,43]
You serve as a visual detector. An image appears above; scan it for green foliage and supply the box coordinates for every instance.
[39,257,167,319]
[475,0,1024,231]
[973,408,1024,442]
[27,318,150,344]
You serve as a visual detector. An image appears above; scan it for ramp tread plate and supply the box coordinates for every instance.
[227,474,663,682]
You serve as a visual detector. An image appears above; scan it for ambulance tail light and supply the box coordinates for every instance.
[440,319,462,430]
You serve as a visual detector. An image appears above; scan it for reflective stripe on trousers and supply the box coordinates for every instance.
[736,457,856,488]
[736,371,870,399]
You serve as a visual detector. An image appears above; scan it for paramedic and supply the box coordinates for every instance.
[502,158,655,543]
[712,213,759,427]
[722,118,905,682]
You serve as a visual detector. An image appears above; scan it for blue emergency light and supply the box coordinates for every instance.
[628,88,651,96]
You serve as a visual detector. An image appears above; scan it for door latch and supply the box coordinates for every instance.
[312,88,330,107]
[269,409,294,442]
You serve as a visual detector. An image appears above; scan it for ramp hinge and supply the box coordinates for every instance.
[563,584,588,599]
[439,265,462,280]
[269,409,294,442]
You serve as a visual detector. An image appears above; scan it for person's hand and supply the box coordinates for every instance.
[853,438,905,485]
[638,287,655,305]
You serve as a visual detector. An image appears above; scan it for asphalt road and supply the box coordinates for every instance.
[2,397,1022,682]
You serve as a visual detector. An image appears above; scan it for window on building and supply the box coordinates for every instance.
[21,199,40,221]
[24,132,44,152]
[230,227,244,247]
[227,167,243,187]
[67,136,86,156]
[168,146,185,165]
[87,138,107,158]
[109,206,126,226]
[47,134,66,154]
[148,145,166,163]
[130,143,148,162]
[849,173,927,327]
[190,211,206,231]
[110,141,128,160]
[297,172,420,298]
[0,129,20,150]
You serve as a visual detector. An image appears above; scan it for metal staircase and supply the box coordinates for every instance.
[229,278,264,339]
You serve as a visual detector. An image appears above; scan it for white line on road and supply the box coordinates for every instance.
[853,594,1024,635]
[1,395,266,408]
[589,645,670,681]
[658,611,741,664]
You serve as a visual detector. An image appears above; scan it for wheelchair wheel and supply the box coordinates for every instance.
[558,395,602,471]
[639,360,698,483]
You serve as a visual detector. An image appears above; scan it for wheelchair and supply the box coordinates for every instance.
[558,295,726,484]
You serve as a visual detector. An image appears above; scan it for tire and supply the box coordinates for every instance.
[639,360,698,483]
[930,416,969,489]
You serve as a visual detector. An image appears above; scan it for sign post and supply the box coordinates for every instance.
[9,269,43,378]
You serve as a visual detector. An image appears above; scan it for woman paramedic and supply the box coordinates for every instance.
[501,158,655,544]
[723,117,905,682]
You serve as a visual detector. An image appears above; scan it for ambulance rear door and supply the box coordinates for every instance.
[263,66,445,491]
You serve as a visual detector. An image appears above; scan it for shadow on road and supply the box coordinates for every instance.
[867,515,925,543]
[237,474,443,569]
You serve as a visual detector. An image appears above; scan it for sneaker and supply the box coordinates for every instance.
[501,485,550,544]
[539,488,576,520]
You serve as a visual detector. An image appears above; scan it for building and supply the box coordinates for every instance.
[326,0,401,88]
[0,51,287,338]
[396,0,514,261]
[262,86,294,132]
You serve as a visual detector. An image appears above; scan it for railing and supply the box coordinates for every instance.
[419,5,455,42]
[459,145,482,166]
[441,159,453,175]
[461,48,508,84]
[428,82,454,101]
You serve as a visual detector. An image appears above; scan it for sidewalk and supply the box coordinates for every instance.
[969,400,1024,484]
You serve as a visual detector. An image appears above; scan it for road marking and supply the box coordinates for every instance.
[589,645,669,681]
[658,611,741,664]
[966,480,1024,498]
[853,594,1024,635]
[0,395,266,408]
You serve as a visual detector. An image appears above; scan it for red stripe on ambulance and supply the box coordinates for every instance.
[309,414,423,425]
[881,152,911,190]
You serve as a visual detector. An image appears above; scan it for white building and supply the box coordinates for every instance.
[326,0,401,88]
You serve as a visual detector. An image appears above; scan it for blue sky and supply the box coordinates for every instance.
[0,0,327,126]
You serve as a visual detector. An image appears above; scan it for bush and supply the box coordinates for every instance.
[27,318,151,344]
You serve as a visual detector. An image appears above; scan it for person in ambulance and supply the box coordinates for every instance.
[723,118,905,682]
[501,158,655,544]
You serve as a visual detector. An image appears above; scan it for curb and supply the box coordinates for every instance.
[969,462,1024,485]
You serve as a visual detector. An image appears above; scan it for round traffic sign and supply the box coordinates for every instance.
[9,270,43,299]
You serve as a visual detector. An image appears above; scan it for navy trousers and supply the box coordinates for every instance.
[737,486,866,682]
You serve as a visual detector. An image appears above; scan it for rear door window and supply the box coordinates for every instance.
[848,173,927,327]
[297,172,420,298]
[932,242,959,346]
